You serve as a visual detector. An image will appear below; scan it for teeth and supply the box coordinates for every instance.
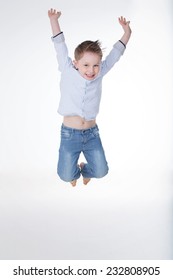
[85,74,95,79]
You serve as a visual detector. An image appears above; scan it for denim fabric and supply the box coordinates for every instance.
[57,124,109,182]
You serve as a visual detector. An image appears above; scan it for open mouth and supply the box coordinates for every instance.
[85,74,95,80]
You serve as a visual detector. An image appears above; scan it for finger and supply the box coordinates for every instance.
[119,16,125,22]
[48,9,52,16]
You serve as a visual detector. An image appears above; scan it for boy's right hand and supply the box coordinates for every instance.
[48,8,61,20]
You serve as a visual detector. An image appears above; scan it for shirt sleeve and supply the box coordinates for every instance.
[51,32,72,72]
[101,40,126,76]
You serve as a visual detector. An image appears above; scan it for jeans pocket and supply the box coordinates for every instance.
[92,127,100,138]
[61,129,72,140]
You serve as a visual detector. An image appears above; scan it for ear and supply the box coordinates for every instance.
[73,60,78,70]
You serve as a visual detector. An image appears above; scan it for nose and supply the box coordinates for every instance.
[87,66,94,73]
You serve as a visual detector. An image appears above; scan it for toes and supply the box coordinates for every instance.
[80,162,85,169]
[83,178,91,185]
[70,180,77,187]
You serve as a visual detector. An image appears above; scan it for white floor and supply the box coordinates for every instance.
[0,168,172,260]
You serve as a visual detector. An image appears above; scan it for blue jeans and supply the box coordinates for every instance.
[57,124,109,182]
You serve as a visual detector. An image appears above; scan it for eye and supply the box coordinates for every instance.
[84,64,88,67]
[94,65,99,68]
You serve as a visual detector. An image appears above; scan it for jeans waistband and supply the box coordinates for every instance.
[61,123,98,133]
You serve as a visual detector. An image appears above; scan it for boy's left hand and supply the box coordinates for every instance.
[118,16,131,33]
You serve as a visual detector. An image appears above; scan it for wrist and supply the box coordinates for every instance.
[49,18,58,23]
[124,28,132,35]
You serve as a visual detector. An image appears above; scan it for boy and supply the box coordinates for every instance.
[48,8,131,186]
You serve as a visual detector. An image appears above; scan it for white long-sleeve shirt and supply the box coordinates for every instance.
[51,32,125,121]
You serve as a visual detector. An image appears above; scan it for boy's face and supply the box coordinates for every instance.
[74,52,101,80]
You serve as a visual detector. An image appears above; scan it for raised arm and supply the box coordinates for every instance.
[48,9,71,72]
[48,8,62,36]
[118,16,132,46]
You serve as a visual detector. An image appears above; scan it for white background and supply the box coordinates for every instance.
[0,0,172,259]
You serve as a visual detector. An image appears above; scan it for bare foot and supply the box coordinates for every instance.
[70,180,77,187]
[79,162,85,169]
[83,178,91,185]
[80,162,91,185]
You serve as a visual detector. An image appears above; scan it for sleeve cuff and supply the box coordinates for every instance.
[51,32,65,43]
[119,40,126,48]
[113,40,126,55]
[52,31,63,38]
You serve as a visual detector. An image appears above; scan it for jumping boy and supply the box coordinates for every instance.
[48,8,131,186]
